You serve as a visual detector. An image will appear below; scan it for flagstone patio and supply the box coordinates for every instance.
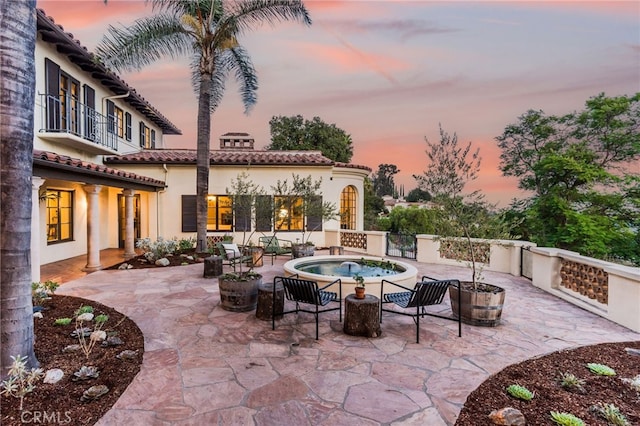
[50,250,640,425]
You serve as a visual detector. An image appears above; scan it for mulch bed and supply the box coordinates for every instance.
[456,340,640,425]
[1,295,144,426]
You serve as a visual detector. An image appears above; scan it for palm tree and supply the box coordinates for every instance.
[96,0,311,252]
[1,0,39,372]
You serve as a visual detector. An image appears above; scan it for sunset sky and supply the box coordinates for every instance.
[38,0,640,206]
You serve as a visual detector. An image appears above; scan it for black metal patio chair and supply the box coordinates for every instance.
[380,276,461,343]
[258,236,292,265]
[272,274,342,340]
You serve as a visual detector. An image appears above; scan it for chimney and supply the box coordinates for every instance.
[219,132,254,150]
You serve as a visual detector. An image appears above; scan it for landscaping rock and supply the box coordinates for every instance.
[62,344,81,353]
[118,263,133,270]
[155,258,170,267]
[488,407,526,425]
[101,336,123,347]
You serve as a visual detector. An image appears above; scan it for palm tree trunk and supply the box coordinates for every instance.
[0,0,39,373]
[195,72,213,252]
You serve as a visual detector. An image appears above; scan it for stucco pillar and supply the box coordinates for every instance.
[122,188,136,259]
[31,177,46,282]
[83,184,102,271]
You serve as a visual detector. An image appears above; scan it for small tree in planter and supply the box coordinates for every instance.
[217,173,266,312]
[271,174,338,257]
[414,124,512,326]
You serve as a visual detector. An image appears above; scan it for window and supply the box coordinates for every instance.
[115,106,124,138]
[139,122,153,148]
[45,59,80,134]
[46,190,73,244]
[181,195,233,232]
[340,186,357,230]
[274,196,304,231]
[59,72,80,134]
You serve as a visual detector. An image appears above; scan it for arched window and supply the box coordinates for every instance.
[340,186,357,230]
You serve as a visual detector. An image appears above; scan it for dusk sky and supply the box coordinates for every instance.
[38,0,640,206]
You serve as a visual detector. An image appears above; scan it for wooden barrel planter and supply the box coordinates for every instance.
[449,282,505,327]
[218,275,261,312]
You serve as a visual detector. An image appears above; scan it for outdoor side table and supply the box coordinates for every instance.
[256,281,284,321]
[343,294,381,337]
[203,255,223,278]
[329,246,344,255]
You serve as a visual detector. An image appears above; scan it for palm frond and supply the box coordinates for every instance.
[230,0,312,33]
[96,14,192,72]
[226,46,258,114]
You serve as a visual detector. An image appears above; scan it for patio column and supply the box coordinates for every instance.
[31,177,46,282]
[122,188,136,259]
[83,184,102,272]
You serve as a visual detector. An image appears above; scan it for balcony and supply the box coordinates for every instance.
[38,94,119,155]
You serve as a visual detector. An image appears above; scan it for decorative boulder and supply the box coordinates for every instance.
[155,258,170,267]
[488,407,526,425]
[44,369,64,384]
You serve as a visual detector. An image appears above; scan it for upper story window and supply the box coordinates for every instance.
[115,106,124,138]
[46,189,74,244]
[340,186,357,230]
[139,123,155,149]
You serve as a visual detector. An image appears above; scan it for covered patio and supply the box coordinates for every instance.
[50,250,639,425]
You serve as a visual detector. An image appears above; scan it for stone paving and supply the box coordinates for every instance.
[55,251,640,425]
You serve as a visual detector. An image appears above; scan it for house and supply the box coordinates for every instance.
[31,9,369,281]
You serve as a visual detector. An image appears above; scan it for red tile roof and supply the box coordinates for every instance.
[37,9,181,135]
[33,150,166,190]
[105,149,336,166]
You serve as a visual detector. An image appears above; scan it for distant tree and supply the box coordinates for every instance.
[267,115,353,162]
[371,164,399,197]
[386,206,441,235]
[497,93,640,263]
[405,188,432,203]
[363,177,386,230]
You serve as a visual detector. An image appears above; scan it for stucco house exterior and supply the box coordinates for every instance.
[31,9,369,281]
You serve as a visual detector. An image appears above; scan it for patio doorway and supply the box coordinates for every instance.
[117,193,140,248]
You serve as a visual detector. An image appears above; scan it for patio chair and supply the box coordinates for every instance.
[273,274,342,340]
[258,236,292,264]
[215,242,252,271]
[380,276,461,343]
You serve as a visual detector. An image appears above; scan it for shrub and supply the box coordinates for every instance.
[550,411,584,426]
[135,236,177,261]
[54,317,72,326]
[0,355,44,410]
[586,363,616,376]
[590,403,629,426]
[559,372,586,392]
[506,384,534,401]
[177,236,195,252]
[31,280,59,306]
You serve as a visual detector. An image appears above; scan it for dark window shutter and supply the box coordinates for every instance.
[125,113,131,141]
[306,196,323,232]
[181,195,197,232]
[256,195,273,232]
[139,122,145,147]
[83,85,95,141]
[45,58,60,130]
[151,129,156,148]
[106,100,115,134]
[234,195,251,232]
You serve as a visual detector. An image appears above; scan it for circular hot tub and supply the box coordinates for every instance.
[284,255,418,297]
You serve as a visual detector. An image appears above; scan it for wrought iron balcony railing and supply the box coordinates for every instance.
[38,94,118,152]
